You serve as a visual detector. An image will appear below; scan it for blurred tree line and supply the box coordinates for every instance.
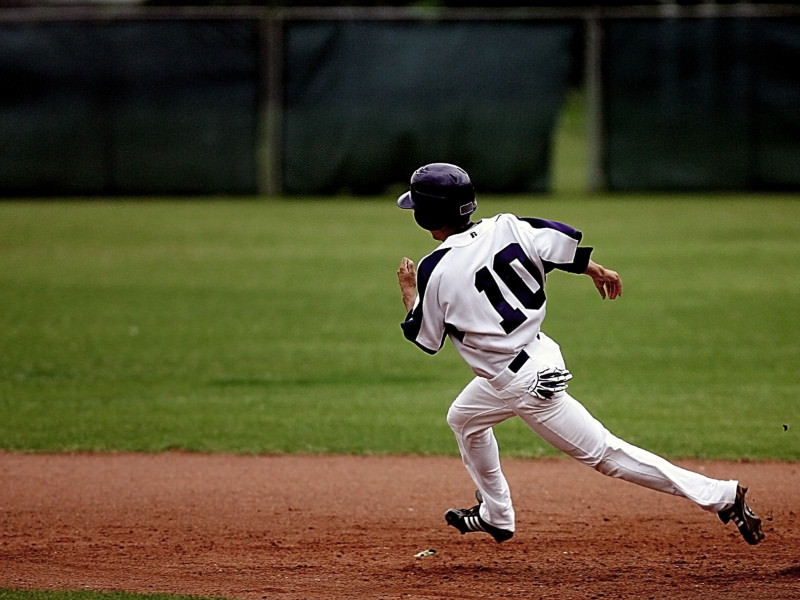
[5,1,784,9]
[143,1,780,6]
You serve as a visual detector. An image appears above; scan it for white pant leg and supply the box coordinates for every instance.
[447,376,518,531]
[513,389,737,512]
[510,334,738,513]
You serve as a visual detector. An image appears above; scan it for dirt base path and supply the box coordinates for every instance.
[1,453,798,600]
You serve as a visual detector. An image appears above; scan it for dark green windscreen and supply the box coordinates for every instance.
[0,20,258,195]
[603,17,800,191]
[283,20,576,194]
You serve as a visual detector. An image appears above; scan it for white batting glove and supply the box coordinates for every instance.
[527,367,573,399]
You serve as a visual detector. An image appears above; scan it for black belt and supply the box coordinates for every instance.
[507,349,529,373]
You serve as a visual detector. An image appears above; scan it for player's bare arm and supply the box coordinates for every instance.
[584,259,622,300]
[397,257,417,312]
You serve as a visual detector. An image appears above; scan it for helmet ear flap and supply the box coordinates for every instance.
[459,199,477,217]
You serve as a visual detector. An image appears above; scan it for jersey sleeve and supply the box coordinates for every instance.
[519,217,593,274]
[400,248,451,354]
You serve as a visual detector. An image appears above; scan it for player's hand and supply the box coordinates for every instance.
[584,260,622,300]
[397,257,417,312]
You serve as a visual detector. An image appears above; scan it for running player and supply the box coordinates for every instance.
[395,162,764,545]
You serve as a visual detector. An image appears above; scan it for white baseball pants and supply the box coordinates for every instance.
[446,332,738,532]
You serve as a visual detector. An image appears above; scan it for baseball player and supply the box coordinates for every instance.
[395,162,764,545]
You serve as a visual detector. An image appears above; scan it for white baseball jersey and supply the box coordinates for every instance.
[401,213,593,378]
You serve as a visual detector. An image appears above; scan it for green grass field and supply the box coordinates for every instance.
[1,194,798,460]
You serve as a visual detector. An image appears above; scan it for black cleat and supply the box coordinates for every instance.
[718,485,765,545]
[445,490,513,543]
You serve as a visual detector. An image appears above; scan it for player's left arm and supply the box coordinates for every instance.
[397,253,448,354]
[397,257,417,312]
[584,259,622,300]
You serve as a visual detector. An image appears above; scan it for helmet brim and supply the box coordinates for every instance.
[396,191,415,209]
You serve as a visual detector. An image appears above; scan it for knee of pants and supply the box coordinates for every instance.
[446,403,468,433]
[591,435,628,476]
[446,405,494,451]
[558,427,616,471]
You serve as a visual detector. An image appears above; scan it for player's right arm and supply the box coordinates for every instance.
[584,259,622,300]
[516,217,621,300]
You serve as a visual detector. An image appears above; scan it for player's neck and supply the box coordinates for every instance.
[432,221,475,241]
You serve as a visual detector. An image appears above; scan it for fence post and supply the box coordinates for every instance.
[585,12,606,193]
[257,14,283,196]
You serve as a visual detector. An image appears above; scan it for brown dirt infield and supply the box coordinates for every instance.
[0,453,798,600]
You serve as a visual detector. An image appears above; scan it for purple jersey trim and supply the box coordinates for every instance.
[518,215,590,273]
[543,246,594,274]
[518,216,583,242]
